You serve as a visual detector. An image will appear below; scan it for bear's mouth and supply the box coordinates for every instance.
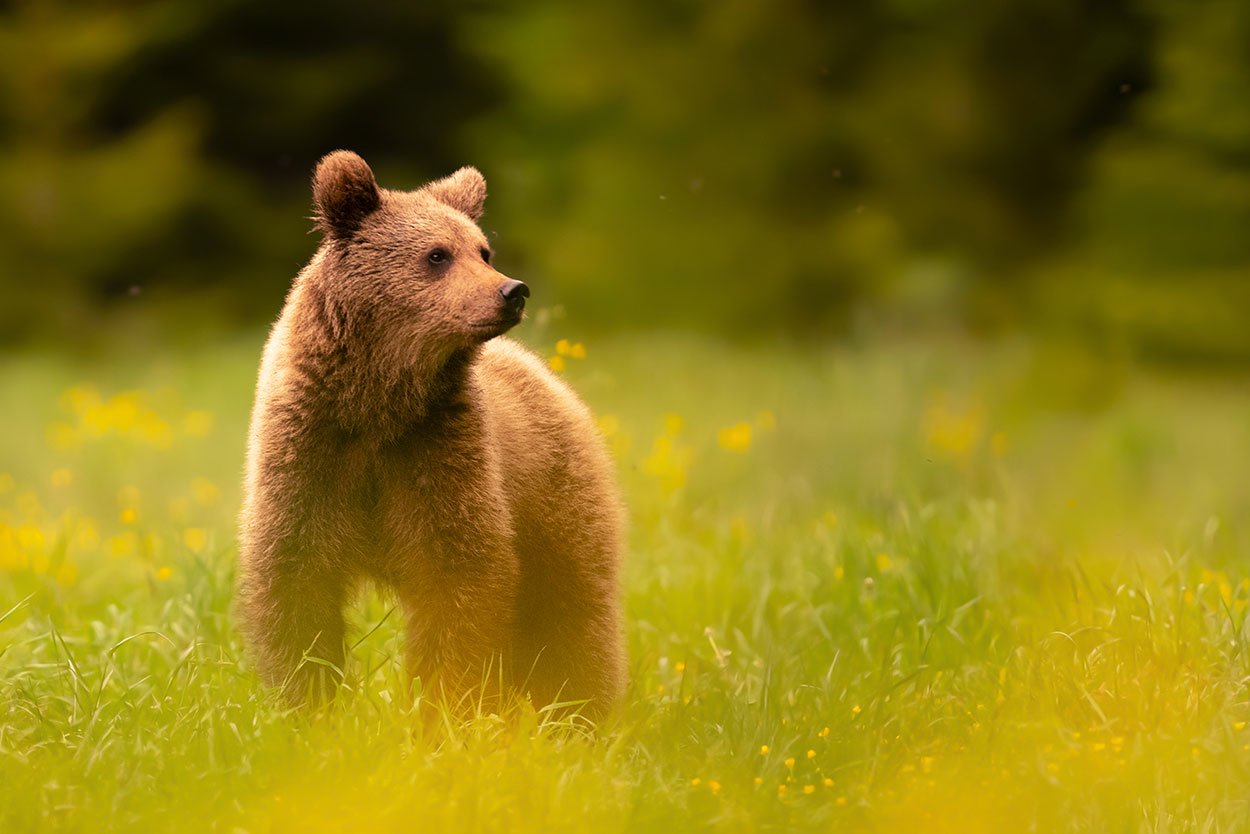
[469,314,522,338]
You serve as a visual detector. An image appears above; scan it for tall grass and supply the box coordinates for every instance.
[2,327,1249,832]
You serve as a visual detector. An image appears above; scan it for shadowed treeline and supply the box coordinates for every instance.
[1,0,1247,360]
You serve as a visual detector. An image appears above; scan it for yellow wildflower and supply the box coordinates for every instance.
[191,478,220,506]
[717,422,752,453]
[183,528,208,554]
[55,562,78,587]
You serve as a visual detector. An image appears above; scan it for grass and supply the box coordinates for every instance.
[2,324,1250,832]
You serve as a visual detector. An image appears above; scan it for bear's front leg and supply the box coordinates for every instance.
[397,546,519,713]
[238,556,350,705]
[385,458,520,713]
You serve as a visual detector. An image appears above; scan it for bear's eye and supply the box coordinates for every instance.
[427,248,451,266]
[480,247,492,264]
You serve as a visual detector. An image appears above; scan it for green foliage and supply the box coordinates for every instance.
[2,331,1250,831]
[1,1,1246,357]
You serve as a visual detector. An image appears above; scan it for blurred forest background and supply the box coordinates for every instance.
[1,0,1247,361]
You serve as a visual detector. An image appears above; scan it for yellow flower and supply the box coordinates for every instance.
[17,525,45,551]
[555,338,573,357]
[707,780,720,795]
[0,526,28,571]
[991,430,1008,456]
[784,757,795,769]
[191,478,220,506]
[851,705,861,715]
[819,726,830,738]
[568,342,586,359]
[875,553,893,572]
[597,414,620,437]
[760,745,770,755]
[835,796,847,807]
[777,785,788,797]
[55,562,78,587]
[548,355,566,373]
[74,519,100,551]
[46,421,80,451]
[806,749,816,759]
[50,468,73,489]
[803,785,815,795]
[690,778,701,787]
[717,422,752,453]
[120,508,139,525]
[833,566,844,581]
[183,528,208,554]
[108,533,136,558]
[823,778,834,788]
[753,776,763,786]
[924,398,983,460]
[157,566,173,581]
[138,415,173,449]
[1234,722,1246,731]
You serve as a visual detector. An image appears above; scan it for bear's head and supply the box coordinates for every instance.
[308,150,528,364]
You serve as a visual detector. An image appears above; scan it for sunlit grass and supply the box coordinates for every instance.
[2,327,1249,832]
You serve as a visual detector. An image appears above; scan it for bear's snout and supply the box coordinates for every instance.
[499,279,530,315]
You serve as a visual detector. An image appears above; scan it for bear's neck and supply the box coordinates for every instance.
[292,282,479,441]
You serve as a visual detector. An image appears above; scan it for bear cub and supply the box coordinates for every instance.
[237,151,626,716]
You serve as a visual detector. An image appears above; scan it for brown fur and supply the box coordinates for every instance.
[237,151,627,716]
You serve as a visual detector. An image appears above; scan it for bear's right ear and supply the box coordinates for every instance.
[313,150,380,238]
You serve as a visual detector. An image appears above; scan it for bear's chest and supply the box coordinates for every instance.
[336,414,489,571]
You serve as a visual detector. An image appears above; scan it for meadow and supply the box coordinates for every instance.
[2,321,1249,833]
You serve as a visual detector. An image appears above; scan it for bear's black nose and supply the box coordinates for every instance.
[499,279,530,313]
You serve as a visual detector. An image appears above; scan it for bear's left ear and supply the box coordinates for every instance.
[313,150,381,238]
[423,167,487,221]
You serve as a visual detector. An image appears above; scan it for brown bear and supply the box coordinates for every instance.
[237,150,626,717]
